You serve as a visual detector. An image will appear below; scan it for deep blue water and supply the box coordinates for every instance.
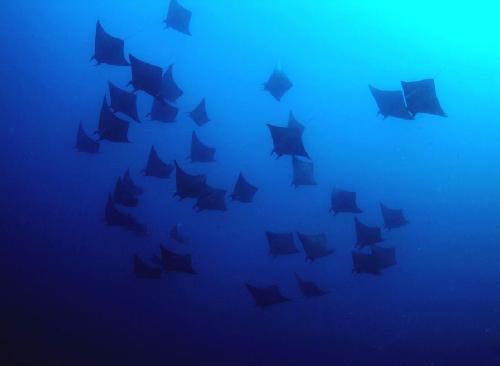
[1,1,500,365]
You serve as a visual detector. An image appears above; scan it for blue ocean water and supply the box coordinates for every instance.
[1,1,499,365]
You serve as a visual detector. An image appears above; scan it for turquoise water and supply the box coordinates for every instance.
[1,1,499,365]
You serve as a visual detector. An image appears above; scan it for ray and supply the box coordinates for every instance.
[143,146,174,178]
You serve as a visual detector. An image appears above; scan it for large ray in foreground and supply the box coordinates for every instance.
[401,79,447,117]
[164,0,192,36]
[267,124,310,159]
[245,284,289,308]
[230,173,258,203]
[369,85,413,120]
[129,54,163,99]
[263,69,293,101]
[298,232,333,262]
[92,21,129,66]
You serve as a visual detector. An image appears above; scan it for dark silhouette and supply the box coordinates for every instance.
[354,217,382,247]
[380,203,409,230]
[263,69,293,101]
[91,21,129,66]
[245,284,290,308]
[162,64,184,103]
[96,97,130,143]
[401,78,447,117]
[266,232,299,256]
[369,85,413,120]
[164,0,192,36]
[295,273,328,298]
[108,81,140,122]
[189,131,215,162]
[129,54,163,99]
[230,173,258,203]
[76,122,99,153]
[143,146,174,178]
[189,98,210,126]
[330,189,362,214]
[267,124,310,159]
[297,232,333,262]
[173,161,208,200]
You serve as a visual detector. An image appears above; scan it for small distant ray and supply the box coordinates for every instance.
[143,146,174,178]
[113,177,139,207]
[129,54,163,99]
[108,81,140,122]
[230,173,258,203]
[265,231,299,256]
[294,273,328,298]
[263,69,293,101]
[297,232,334,262]
[162,64,184,103]
[330,189,362,214]
[122,169,144,196]
[164,0,192,36]
[372,246,397,269]
[104,195,146,234]
[134,255,162,279]
[369,85,413,120]
[193,186,227,212]
[148,99,178,123]
[352,246,396,275]
[245,283,290,308]
[189,98,210,126]
[401,79,447,117]
[288,111,305,133]
[76,122,99,153]
[352,251,380,275]
[159,245,196,274]
[354,217,382,248]
[380,203,408,230]
[189,131,216,162]
[292,156,316,187]
[92,21,129,66]
[173,160,208,200]
[170,223,190,244]
[96,96,130,143]
[267,124,310,159]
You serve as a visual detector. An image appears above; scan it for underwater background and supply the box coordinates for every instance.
[1,0,500,365]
